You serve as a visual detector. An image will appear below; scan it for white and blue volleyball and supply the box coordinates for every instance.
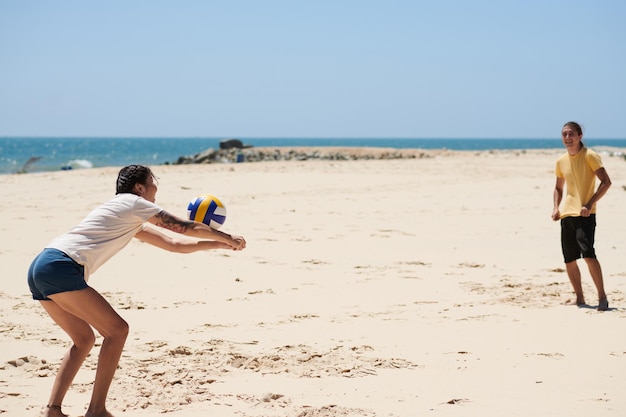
[187,194,227,229]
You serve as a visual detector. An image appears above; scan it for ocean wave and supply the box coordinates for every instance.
[64,159,94,170]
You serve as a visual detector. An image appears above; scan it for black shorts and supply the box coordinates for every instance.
[560,215,597,263]
[27,248,88,301]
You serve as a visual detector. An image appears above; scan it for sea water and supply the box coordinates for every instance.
[1,137,625,175]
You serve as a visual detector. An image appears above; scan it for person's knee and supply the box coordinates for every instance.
[101,318,129,341]
[583,255,599,265]
[112,318,130,340]
[73,328,96,352]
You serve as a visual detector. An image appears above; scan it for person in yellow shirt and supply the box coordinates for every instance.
[552,121,611,311]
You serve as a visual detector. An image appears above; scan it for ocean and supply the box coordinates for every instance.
[1,137,626,175]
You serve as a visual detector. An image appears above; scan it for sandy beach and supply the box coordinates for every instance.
[2,148,626,417]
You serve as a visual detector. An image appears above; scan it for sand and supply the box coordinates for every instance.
[1,148,626,417]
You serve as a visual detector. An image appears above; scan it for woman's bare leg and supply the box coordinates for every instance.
[40,301,96,417]
[48,287,129,417]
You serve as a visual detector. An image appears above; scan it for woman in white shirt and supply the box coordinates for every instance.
[28,165,246,417]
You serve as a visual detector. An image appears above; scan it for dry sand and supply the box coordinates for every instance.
[1,148,626,417]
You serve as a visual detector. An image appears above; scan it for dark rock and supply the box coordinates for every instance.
[219,139,252,150]
[170,147,432,165]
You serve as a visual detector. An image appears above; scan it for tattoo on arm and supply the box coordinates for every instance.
[154,210,194,233]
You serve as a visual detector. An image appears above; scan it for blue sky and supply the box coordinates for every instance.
[1,1,624,138]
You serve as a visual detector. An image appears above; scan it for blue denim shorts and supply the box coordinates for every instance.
[27,248,88,301]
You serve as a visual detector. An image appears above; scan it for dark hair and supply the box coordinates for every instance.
[563,121,583,135]
[116,165,153,195]
[562,121,584,147]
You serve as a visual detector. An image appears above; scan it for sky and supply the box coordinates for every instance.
[1,0,625,139]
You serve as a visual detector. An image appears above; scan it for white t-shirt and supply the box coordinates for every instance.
[47,193,162,280]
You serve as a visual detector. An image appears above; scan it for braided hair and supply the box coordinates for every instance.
[116,165,153,195]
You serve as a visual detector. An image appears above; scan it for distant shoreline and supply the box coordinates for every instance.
[170,146,571,165]
[2,137,626,175]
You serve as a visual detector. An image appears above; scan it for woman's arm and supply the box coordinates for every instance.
[146,209,246,250]
[135,224,237,253]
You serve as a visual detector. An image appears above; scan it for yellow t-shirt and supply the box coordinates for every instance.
[555,147,603,218]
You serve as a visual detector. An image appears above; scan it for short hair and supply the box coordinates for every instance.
[116,165,153,195]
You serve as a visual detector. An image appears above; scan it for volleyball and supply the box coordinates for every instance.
[187,194,227,229]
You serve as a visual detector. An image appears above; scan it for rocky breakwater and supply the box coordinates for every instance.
[171,147,434,165]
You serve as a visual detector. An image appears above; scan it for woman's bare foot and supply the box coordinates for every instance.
[85,409,115,417]
[44,405,68,417]
[85,410,114,417]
